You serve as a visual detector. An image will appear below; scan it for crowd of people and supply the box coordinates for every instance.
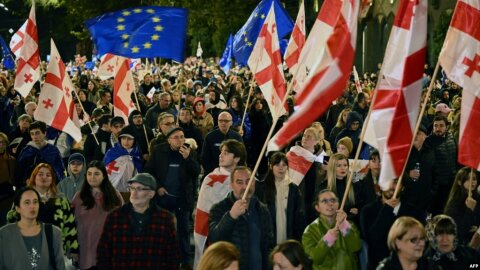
[0,56,479,270]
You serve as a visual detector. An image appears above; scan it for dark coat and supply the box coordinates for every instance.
[424,245,480,270]
[83,128,112,164]
[209,193,274,270]
[361,198,426,270]
[376,253,429,270]
[255,181,306,241]
[16,142,65,184]
[201,128,243,175]
[144,142,200,210]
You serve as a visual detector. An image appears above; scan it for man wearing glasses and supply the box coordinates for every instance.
[97,173,179,269]
[148,112,176,153]
[201,111,243,175]
[145,127,200,270]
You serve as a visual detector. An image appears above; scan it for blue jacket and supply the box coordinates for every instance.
[17,142,65,183]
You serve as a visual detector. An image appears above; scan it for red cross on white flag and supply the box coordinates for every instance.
[97,53,118,80]
[13,2,40,97]
[284,0,306,75]
[34,39,82,142]
[439,0,480,170]
[364,0,428,190]
[248,2,287,120]
[268,0,360,151]
[114,56,136,123]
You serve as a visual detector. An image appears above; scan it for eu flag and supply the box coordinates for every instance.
[219,34,233,74]
[85,6,188,62]
[0,36,15,70]
[233,0,293,66]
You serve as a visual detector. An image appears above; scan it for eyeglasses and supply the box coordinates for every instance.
[320,198,338,204]
[128,186,152,192]
[402,236,426,244]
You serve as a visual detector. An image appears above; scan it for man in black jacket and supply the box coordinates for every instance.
[144,127,200,269]
[209,166,274,270]
[360,180,426,270]
[421,115,458,216]
[83,114,113,164]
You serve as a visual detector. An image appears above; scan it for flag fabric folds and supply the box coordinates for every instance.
[248,3,287,120]
[219,34,233,74]
[268,0,360,151]
[85,6,188,62]
[114,56,136,123]
[9,20,27,58]
[34,40,82,142]
[97,53,117,80]
[233,0,293,66]
[193,168,232,269]
[438,0,480,170]
[364,0,428,190]
[284,0,306,74]
[0,36,15,70]
[14,2,40,97]
[286,146,316,185]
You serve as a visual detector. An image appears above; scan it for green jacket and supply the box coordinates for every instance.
[302,216,361,270]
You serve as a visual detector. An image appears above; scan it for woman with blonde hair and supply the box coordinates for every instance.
[310,122,332,156]
[318,153,361,223]
[7,163,79,261]
[328,108,352,144]
[377,216,428,270]
[197,241,240,270]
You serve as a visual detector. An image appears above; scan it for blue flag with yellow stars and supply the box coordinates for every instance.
[0,36,15,70]
[233,0,293,66]
[85,6,188,62]
[219,34,233,74]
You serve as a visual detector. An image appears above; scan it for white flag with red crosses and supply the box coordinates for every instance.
[34,39,82,142]
[364,0,428,190]
[13,2,40,97]
[113,56,136,123]
[439,0,480,170]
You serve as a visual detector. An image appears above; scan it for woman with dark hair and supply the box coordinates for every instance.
[71,161,123,270]
[228,95,251,140]
[424,214,480,270]
[77,89,95,116]
[86,80,100,104]
[444,167,480,245]
[248,97,271,174]
[270,240,313,270]
[256,152,306,243]
[7,163,79,258]
[0,187,66,270]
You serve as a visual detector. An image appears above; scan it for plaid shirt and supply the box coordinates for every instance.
[97,203,179,269]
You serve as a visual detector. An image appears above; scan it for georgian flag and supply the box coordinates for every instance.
[248,3,287,120]
[284,0,306,74]
[97,53,117,80]
[34,40,82,142]
[193,167,232,269]
[114,56,136,123]
[286,145,317,185]
[364,0,428,190]
[13,2,40,97]
[269,0,359,151]
[438,0,480,170]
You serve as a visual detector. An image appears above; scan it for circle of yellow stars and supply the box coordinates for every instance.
[115,8,163,54]
[242,12,266,47]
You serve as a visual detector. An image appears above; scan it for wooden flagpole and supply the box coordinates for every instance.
[72,90,99,145]
[392,60,441,199]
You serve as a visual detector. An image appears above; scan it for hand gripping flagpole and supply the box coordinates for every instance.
[72,90,99,145]
[391,60,441,199]
[339,74,382,211]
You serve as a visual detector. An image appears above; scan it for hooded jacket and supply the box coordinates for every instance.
[57,153,87,201]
